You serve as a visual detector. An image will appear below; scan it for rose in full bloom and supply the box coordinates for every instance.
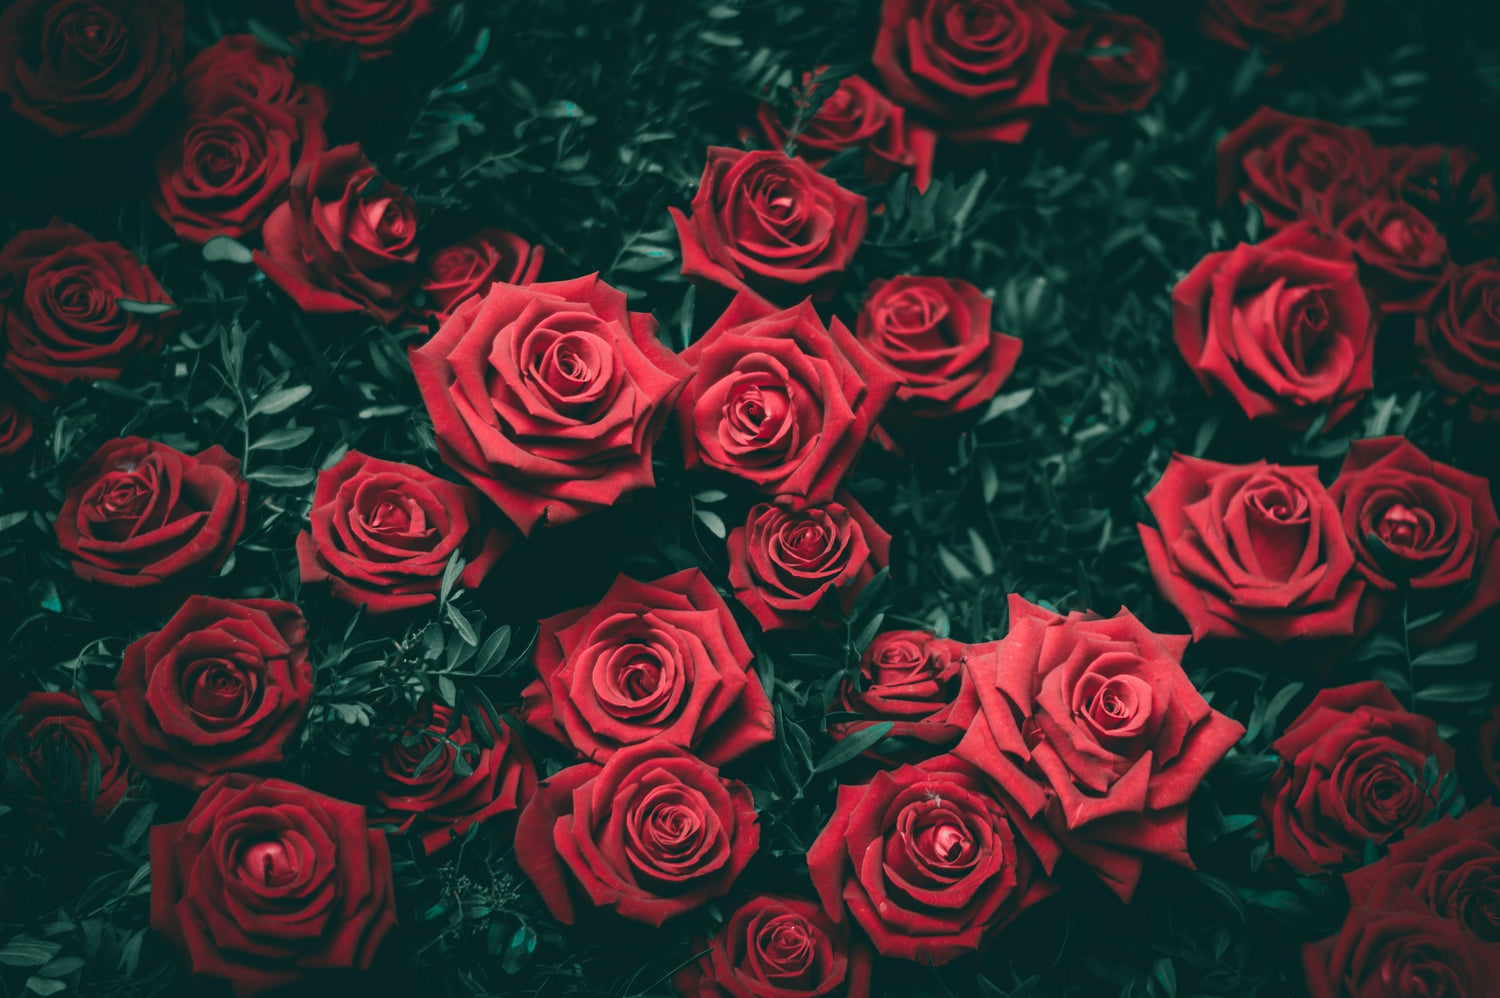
[1171,222,1376,431]
[1303,909,1487,998]
[956,595,1245,901]
[420,229,544,321]
[0,0,184,139]
[3,691,133,819]
[513,741,759,926]
[0,397,33,456]
[726,494,892,632]
[1216,107,1382,230]
[114,596,313,789]
[410,273,689,534]
[1329,436,1500,646]
[672,894,874,998]
[150,774,397,996]
[519,568,774,765]
[671,147,867,305]
[55,436,247,589]
[806,753,1058,964]
[1387,144,1499,244]
[1053,12,1165,123]
[1,220,175,400]
[295,0,435,60]
[296,450,511,613]
[376,702,536,855]
[1199,0,1345,51]
[181,34,326,110]
[254,143,420,325]
[871,0,1070,145]
[1139,455,1365,643]
[1338,198,1452,314]
[1262,681,1455,875]
[676,293,899,503]
[829,631,972,762]
[1417,260,1500,423]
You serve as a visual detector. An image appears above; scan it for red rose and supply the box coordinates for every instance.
[1173,222,1375,431]
[1054,12,1165,121]
[114,596,313,789]
[0,396,32,456]
[4,691,133,819]
[1139,455,1365,643]
[1329,436,1500,646]
[410,273,688,534]
[150,774,397,996]
[1482,705,1500,798]
[254,143,421,325]
[520,568,774,766]
[726,493,892,633]
[182,34,327,110]
[296,450,511,613]
[375,702,536,855]
[672,894,874,998]
[1338,198,1452,315]
[829,631,972,762]
[513,741,759,926]
[871,0,1070,145]
[1417,260,1500,423]
[1263,681,1455,875]
[1,220,175,400]
[676,293,900,503]
[420,229,544,321]
[0,0,184,139]
[55,436,247,589]
[1387,144,1499,243]
[806,753,1058,964]
[1199,0,1345,50]
[295,0,435,60]
[1303,909,1486,998]
[1216,107,1382,230]
[670,147,868,304]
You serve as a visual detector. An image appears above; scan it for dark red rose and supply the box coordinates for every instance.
[520,568,775,766]
[181,33,327,110]
[1304,908,1487,998]
[1338,198,1452,314]
[1199,0,1344,50]
[150,774,397,996]
[829,631,972,762]
[1329,436,1500,646]
[55,436,247,589]
[1482,705,1500,798]
[114,596,312,789]
[1216,107,1382,230]
[513,741,759,926]
[1263,681,1455,875]
[0,396,33,456]
[672,894,874,998]
[295,0,435,60]
[1054,12,1165,121]
[1139,455,1365,643]
[254,143,420,325]
[0,220,175,400]
[670,147,868,305]
[411,273,689,534]
[726,493,892,633]
[956,595,1244,901]
[420,229,544,321]
[675,293,900,503]
[1387,144,1499,243]
[755,72,937,191]
[296,450,511,613]
[806,753,1058,964]
[872,0,1071,145]
[4,691,133,819]
[375,702,536,855]
[0,0,184,139]
[1417,260,1500,423]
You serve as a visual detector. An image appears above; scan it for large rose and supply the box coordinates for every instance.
[1139,455,1365,643]
[672,894,874,998]
[114,596,313,789]
[420,229,544,321]
[1171,222,1376,431]
[1417,260,1500,423]
[871,0,1070,145]
[956,595,1245,901]
[829,631,972,762]
[513,741,759,926]
[726,494,892,632]
[1303,909,1487,998]
[1262,681,1455,875]
[1,220,175,400]
[254,143,421,325]
[1329,436,1500,646]
[55,436,247,589]
[0,0,184,139]
[1053,12,1165,122]
[295,0,435,60]
[3,691,133,819]
[671,147,867,305]
[181,33,326,110]
[410,273,689,534]
[805,753,1058,964]
[519,568,774,765]
[149,774,397,996]
[1388,144,1498,245]
[296,450,511,613]
[1216,107,1382,230]
[675,293,899,503]
[0,396,33,456]
[1338,198,1453,315]
[1199,0,1345,50]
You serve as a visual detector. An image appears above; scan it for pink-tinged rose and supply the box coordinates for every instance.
[1054,12,1165,122]
[4,691,133,819]
[829,631,972,762]
[181,34,327,110]
[1417,260,1500,423]
[421,229,544,321]
[1216,106,1382,230]
[1387,144,1499,243]
[295,0,435,60]
[1199,0,1344,50]
[1338,198,1453,315]
[1303,909,1486,998]
[0,396,33,456]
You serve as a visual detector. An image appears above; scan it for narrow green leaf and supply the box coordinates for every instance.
[812,721,893,774]
[202,236,254,264]
[250,385,312,417]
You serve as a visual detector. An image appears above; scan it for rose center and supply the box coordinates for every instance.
[1378,503,1427,549]
[364,490,425,538]
[242,839,298,887]
[725,379,791,444]
[184,658,254,720]
[755,914,816,979]
[1461,887,1500,942]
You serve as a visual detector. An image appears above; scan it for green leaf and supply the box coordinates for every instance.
[446,603,478,646]
[1412,642,1479,667]
[694,509,727,539]
[26,978,67,996]
[202,236,254,264]
[250,385,312,416]
[1414,680,1491,704]
[978,388,1034,424]
[249,426,316,451]
[440,551,467,605]
[476,625,513,673]
[693,490,728,504]
[247,18,297,55]
[122,801,158,849]
[812,721,893,774]
[0,939,61,968]
[0,510,29,532]
[437,675,458,707]
[246,467,316,488]
[38,955,85,978]
[115,298,176,315]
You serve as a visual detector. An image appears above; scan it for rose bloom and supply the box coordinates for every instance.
[514,742,759,926]
[181,33,327,110]
[297,450,511,613]
[410,274,689,534]
[4,691,133,819]
[150,775,398,997]
[519,568,774,766]
[1216,106,1382,230]
[0,396,33,456]
[829,631,973,762]
[1262,681,1455,875]
[1387,143,1498,244]
[1303,909,1488,998]
[296,0,435,60]
[1,220,175,400]
[1053,12,1165,123]
[420,229,544,321]
[1199,0,1345,50]
[1338,198,1453,315]
[0,0,184,139]
[1417,260,1500,423]
[1139,455,1365,643]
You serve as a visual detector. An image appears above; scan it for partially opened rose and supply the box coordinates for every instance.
[1054,12,1165,123]
[181,33,326,110]
[420,229,544,321]
[296,0,435,60]
[1199,0,1345,51]
[1338,198,1452,315]
[4,691,133,819]
[1303,909,1487,998]
[829,631,972,762]
[1216,107,1382,230]
[1417,260,1500,423]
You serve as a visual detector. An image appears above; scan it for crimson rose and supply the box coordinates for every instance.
[1054,12,1165,122]
[4,691,133,819]
[1338,198,1452,315]
[296,0,435,60]
[421,229,544,321]
[1216,107,1382,230]
[181,34,326,110]
[1417,260,1500,423]
[1388,144,1499,244]
[829,631,972,762]
[0,397,32,456]
[1303,909,1487,998]
[1199,0,1345,50]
